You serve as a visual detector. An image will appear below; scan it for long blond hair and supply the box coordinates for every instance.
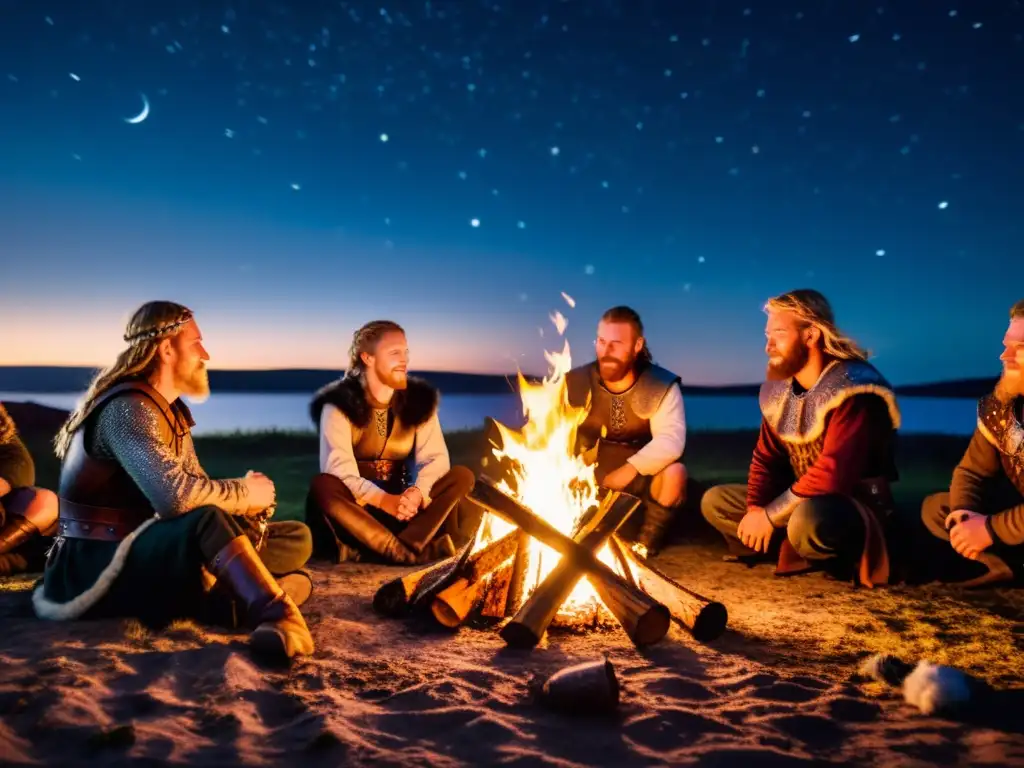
[346,320,405,377]
[54,301,194,458]
[0,402,14,444]
[765,289,869,362]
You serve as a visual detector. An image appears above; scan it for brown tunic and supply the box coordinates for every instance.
[951,393,1024,546]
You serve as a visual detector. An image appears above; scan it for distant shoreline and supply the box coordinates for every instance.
[0,365,999,399]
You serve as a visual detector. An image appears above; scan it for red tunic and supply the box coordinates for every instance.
[746,394,899,509]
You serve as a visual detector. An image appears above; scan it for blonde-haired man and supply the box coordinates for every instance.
[701,289,902,587]
[36,301,315,660]
[306,320,475,565]
[920,299,1024,587]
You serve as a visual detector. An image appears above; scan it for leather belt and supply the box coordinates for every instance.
[57,499,152,542]
[357,459,407,483]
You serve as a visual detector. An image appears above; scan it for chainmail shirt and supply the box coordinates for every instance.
[90,394,249,518]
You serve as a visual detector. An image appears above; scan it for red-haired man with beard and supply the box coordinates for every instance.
[920,299,1024,587]
[563,306,688,556]
[701,289,901,586]
[306,320,476,565]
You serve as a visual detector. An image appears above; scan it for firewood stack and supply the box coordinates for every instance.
[372,475,728,648]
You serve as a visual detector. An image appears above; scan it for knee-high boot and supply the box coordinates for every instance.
[209,535,315,659]
[0,515,40,576]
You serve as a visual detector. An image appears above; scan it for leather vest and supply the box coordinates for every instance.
[58,381,193,514]
[310,375,439,486]
[759,359,901,479]
[567,362,681,452]
[977,393,1024,496]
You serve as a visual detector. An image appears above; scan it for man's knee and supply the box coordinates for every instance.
[272,520,313,554]
[308,472,352,506]
[920,492,951,538]
[651,462,687,508]
[700,484,737,525]
[445,465,476,496]
[786,495,858,559]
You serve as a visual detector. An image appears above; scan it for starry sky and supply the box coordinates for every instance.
[1,1,1021,385]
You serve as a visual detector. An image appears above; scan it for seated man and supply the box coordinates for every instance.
[563,306,687,556]
[920,299,1024,587]
[306,320,475,564]
[0,403,59,576]
[34,301,314,660]
[701,289,900,587]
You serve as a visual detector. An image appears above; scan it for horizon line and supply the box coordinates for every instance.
[0,363,999,390]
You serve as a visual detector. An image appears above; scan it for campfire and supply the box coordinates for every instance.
[373,303,727,648]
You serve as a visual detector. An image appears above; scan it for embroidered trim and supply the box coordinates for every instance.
[767,384,902,445]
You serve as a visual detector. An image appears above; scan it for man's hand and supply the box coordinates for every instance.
[0,477,11,498]
[397,487,423,521]
[379,493,404,520]
[737,506,775,553]
[602,463,639,491]
[243,470,276,512]
[946,509,994,560]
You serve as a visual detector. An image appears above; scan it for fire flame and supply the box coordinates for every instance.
[476,308,628,617]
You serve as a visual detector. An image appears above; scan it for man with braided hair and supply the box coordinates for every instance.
[920,298,1024,587]
[0,402,59,576]
[701,289,901,587]
[306,320,475,564]
[35,301,315,660]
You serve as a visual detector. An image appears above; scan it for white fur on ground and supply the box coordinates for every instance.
[902,661,973,716]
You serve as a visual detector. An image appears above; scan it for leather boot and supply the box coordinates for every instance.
[636,502,675,557]
[320,501,418,564]
[209,535,315,659]
[0,515,40,555]
[0,516,40,576]
[415,534,457,564]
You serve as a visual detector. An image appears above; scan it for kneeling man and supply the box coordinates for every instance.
[564,306,687,556]
[701,289,900,586]
[306,320,475,565]
[0,403,59,576]
[920,299,1024,586]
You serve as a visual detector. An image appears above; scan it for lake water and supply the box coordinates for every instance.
[0,391,981,437]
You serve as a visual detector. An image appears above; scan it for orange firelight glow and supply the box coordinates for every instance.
[473,298,636,618]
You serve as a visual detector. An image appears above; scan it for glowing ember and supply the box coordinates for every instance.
[475,309,629,619]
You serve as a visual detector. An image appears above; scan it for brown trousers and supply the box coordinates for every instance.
[306,466,476,564]
[920,491,1024,582]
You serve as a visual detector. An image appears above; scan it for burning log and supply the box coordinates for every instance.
[500,490,640,648]
[430,531,519,627]
[611,534,728,642]
[471,476,671,647]
[504,529,532,616]
[479,562,514,618]
[372,520,484,617]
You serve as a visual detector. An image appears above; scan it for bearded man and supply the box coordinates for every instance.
[0,403,59,576]
[562,306,687,556]
[701,289,901,587]
[34,301,315,660]
[306,320,476,565]
[920,299,1024,587]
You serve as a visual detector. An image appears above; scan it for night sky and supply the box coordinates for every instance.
[1,1,1021,385]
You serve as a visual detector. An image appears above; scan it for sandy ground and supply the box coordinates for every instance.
[1,542,1023,767]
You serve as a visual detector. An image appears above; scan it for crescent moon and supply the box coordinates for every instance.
[125,94,149,124]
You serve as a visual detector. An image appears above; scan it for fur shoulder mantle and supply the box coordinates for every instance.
[309,375,439,429]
